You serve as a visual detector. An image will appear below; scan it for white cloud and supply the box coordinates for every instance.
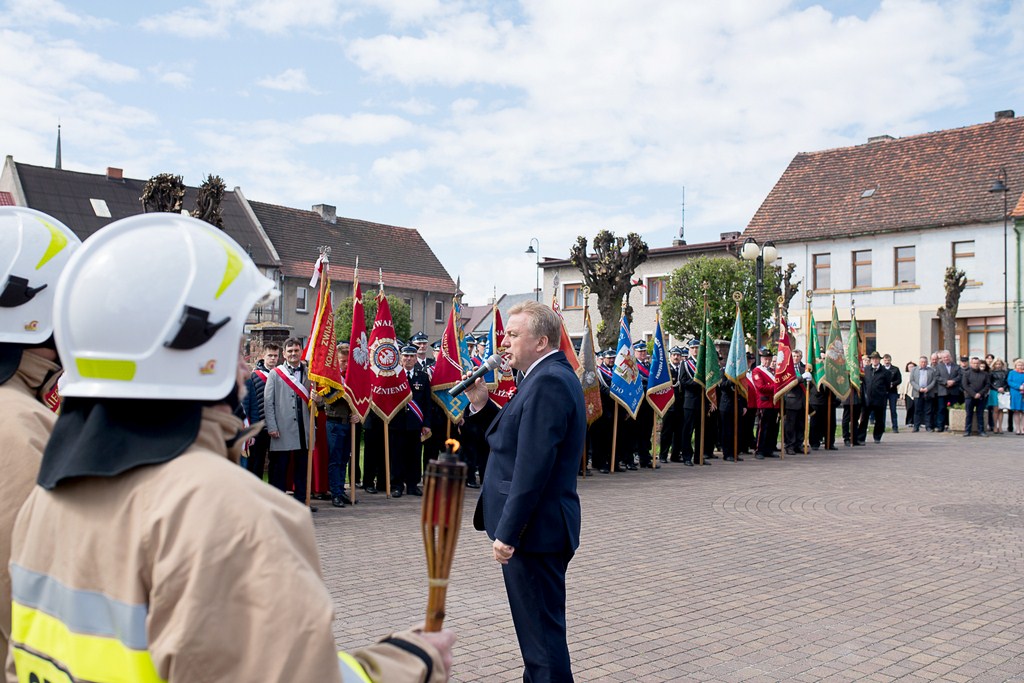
[139,0,354,37]
[0,0,112,30]
[256,68,320,93]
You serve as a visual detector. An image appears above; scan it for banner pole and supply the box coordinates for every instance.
[611,408,619,472]
[651,418,659,469]
[699,392,705,466]
[803,381,811,454]
[350,425,358,504]
[305,399,316,506]
[384,423,392,498]
[779,402,785,459]
[733,389,738,461]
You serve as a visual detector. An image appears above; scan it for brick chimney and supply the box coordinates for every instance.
[106,167,123,181]
[313,204,336,224]
[995,110,1015,120]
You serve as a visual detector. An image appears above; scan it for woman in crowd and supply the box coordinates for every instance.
[989,358,1008,433]
[1008,358,1024,435]
[903,360,918,427]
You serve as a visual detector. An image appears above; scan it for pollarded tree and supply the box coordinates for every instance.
[661,256,781,345]
[937,266,967,354]
[569,230,649,349]
[192,174,226,229]
[141,173,186,213]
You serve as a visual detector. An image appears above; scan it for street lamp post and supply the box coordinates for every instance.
[989,169,1009,362]
[740,237,779,349]
[525,238,540,301]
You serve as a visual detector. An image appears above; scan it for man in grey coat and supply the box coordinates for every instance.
[264,337,315,509]
[934,350,962,432]
[909,355,938,432]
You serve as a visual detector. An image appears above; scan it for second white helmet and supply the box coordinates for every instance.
[54,213,277,401]
[0,207,82,344]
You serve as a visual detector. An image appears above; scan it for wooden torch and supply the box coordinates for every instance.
[421,438,468,631]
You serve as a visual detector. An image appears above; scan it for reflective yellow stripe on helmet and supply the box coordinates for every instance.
[338,651,373,683]
[75,358,137,381]
[34,217,70,270]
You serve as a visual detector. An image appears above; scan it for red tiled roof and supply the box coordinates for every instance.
[249,201,456,294]
[745,115,1024,244]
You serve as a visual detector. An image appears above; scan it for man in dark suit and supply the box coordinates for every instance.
[857,351,892,443]
[465,300,586,683]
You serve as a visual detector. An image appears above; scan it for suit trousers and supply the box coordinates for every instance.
[502,549,575,683]
[858,405,886,442]
[913,395,934,429]
[680,404,697,462]
[633,401,654,466]
[245,429,270,481]
[885,394,899,431]
[810,402,836,448]
[964,396,987,434]
[783,404,805,451]
[658,408,682,461]
[326,419,351,498]
[755,408,779,456]
[269,449,309,505]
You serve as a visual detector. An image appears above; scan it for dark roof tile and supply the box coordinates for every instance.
[248,201,455,293]
[14,163,278,266]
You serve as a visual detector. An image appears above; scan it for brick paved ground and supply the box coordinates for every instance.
[315,429,1024,682]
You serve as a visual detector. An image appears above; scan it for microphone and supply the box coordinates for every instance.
[448,354,502,397]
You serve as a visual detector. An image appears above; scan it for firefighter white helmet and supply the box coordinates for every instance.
[54,213,277,400]
[0,207,82,344]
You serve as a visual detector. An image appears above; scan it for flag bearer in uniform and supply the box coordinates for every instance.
[751,347,779,459]
[631,340,654,468]
[592,349,617,473]
[5,214,453,683]
[396,343,431,496]
[0,207,80,667]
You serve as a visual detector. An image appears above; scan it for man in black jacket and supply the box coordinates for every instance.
[962,356,991,436]
[857,351,892,444]
[242,342,280,480]
[882,353,902,434]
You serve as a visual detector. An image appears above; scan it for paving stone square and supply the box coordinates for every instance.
[315,430,1024,681]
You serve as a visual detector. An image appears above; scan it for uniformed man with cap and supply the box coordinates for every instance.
[0,207,81,666]
[6,214,454,682]
[591,349,617,473]
[411,331,434,369]
[678,338,704,466]
[751,346,779,458]
[395,343,431,496]
[631,339,653,469]
[658,346,686,463]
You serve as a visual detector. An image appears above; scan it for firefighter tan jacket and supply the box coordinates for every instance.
[0,351,58,668]
[6,407,446,683]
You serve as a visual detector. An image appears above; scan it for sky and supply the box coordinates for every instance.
[1,0,1022,304]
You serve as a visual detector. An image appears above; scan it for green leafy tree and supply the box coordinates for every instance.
[335,293,412,343]
[661,256,782,344]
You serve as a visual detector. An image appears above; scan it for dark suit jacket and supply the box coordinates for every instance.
[862,365,892,407]
[470,351,586,554]
[936,363,963,397]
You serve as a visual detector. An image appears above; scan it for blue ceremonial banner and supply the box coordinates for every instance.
[646,316,675,417]
[610,315,643,419]
[454,298,475,373]
[482,304,499,386]
[724,306,748,401]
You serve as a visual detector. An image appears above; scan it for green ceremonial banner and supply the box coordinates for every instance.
[807,311,824,386]
[845,313,861,392]
[695,306,722,404]
[821,303,851,400]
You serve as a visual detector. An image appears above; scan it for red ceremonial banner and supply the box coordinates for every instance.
[345,279,374,420]
[552,297,582,378]
[306,278,344,396]
[368,291,411,422]
[488,307,517,408]
[773,317,799,403]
